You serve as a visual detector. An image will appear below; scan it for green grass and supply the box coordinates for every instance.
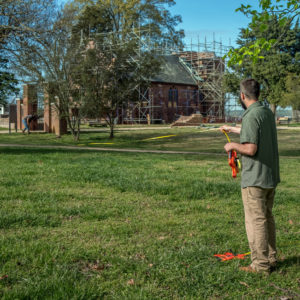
[285,123,300,127]
[80,124,172,129]
[0,127,8,131]
[0,129,299,299]
[0,127,235,154]
[0,127,300,157]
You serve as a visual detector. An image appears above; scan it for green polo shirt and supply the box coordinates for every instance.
[240,101,280,189]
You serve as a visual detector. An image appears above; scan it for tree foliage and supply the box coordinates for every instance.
[1,0,183,139]
[71,0,184,48]
[0,0,54,44]
[0,0,57,106]
[1,1,86,139]
[70,0,183,138]
[0,58,19,106]
[282,73,300,110]
[227,0,299,65]
[223,16,300,114]
[73,41,159,138]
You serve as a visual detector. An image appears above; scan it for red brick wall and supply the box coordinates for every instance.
[17,85,38,130]
[17,99,23,130]
[150,83,200,123]
[43,86,51,133]
[44,86,67,136]
[50,104,67,136]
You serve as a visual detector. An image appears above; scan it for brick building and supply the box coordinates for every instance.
[17,52,224,134]
[123,54,224,124]
[149,55,200,123]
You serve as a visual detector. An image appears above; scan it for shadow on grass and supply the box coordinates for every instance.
[277,256,300,269]
[279,150,300,157]
[0,147,130,156]
[0,147,211,161]
[79,130,110,134]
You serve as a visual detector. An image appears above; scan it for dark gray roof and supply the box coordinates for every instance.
[151,55,198,86]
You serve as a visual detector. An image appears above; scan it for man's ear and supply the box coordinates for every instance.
[240,92,246,101]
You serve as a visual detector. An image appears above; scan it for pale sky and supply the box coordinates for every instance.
[168,0,257,47]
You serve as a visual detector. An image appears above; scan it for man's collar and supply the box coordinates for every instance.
[242,101,262,117]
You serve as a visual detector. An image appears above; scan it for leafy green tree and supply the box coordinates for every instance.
[2,0,183,139]
[74,42,159,138]
[223,16,300,114]
[281,73,300,121]
[71,0,184,48]
[227,0,299,65]
[70,0,184,138]
[0,0,53,44]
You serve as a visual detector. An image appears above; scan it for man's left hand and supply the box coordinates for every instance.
[224,143,235,153]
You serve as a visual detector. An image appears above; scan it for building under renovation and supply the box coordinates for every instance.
[13,32,230,133]
[122,51,225,124]
[82,30,228,125]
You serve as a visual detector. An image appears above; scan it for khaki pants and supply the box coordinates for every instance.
[241,187,277,271]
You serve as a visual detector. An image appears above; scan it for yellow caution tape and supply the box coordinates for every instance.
[89,143,114,145]
[222,130,242,169]
[143,135,177,141]
[222,130,231,143]
[237,159,242,169]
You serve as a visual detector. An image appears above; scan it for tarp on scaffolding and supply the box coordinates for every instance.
[150,55,198,86]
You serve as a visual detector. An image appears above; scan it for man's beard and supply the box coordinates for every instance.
[239,97,247,110]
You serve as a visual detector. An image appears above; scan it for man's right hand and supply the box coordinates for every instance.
[219,125,241,134]
[219,125,233,133]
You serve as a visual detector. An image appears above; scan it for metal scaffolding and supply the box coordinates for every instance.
[76,29,237,124]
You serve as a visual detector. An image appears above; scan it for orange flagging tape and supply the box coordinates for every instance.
[214,252,251,262]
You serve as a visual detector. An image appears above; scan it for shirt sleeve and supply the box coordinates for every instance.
[240,115,259,145]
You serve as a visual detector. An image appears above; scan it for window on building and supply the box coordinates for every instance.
[168,88,173,108]
[168,87,178,109]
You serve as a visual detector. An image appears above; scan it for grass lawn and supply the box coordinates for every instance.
[0,126,300,156]
[0,128,299,298]
[284,123,300,127]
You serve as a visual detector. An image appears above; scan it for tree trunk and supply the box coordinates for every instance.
[269,104,277,116]
[75,118,80,141]
[66,116,80,141]
[106,113,115,139]
[292,110,300,122]
[67,118,75,137]
[109,124,114,139]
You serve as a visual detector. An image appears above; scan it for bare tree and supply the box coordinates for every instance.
[1,1,86,140]
[0,0,56,45]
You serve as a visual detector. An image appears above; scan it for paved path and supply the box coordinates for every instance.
[0,143,225,156]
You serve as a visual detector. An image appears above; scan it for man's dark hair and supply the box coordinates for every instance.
[240,79,260,100]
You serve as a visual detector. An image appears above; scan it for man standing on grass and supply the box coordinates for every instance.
[220,78,280,274]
